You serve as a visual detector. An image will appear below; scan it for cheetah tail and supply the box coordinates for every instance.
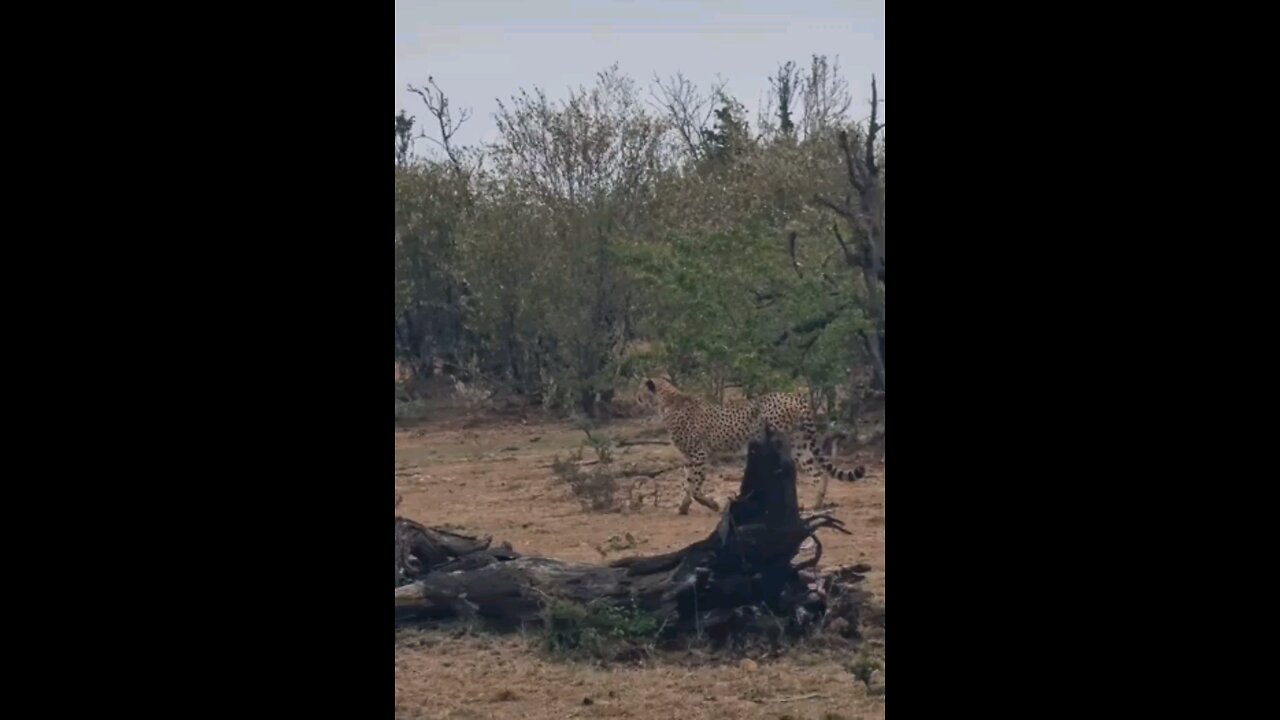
[805,431,867,482]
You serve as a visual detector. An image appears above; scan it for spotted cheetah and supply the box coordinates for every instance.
[641,377,866,514]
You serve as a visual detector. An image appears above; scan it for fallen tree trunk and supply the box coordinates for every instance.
[394,510,520,587]
[394,427,868,637]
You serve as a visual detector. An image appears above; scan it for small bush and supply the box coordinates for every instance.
[395,399,432,423]
[847,653,882,686]
[540,597,664,662]
[550,431,622,512]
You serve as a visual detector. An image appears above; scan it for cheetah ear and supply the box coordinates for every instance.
[645,379,656,393]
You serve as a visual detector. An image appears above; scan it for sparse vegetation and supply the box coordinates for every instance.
[847,651,885,696]
[549,422,659,512]
[539,596,664,663]
[394,398,432,424]
[849,654,879,684]
[550,446,620,512]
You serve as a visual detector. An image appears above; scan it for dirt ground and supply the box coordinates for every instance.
[394,406,886,720]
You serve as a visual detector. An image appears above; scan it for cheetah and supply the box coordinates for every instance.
[641,377,866,514]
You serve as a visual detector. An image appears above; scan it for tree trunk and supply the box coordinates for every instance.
[861,330,886,392]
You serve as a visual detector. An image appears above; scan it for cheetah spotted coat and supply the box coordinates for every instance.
[643,377,865,514]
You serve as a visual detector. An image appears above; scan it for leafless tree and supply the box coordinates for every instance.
[408,76,472,176]
[760,60,802,140]
[812,76,885,390]
[649,72,727,161]
[800,55,854,141]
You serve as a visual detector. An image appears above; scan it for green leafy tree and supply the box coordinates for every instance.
[394,63,885,426]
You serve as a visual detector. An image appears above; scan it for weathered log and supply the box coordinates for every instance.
[394,514,519,587]
[394,426,861,637]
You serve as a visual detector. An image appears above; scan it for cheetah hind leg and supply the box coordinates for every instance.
[677,451,719,515]
[783,427,834,507]
[795,439,833,510]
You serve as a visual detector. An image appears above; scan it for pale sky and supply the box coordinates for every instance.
[395,0,885,151]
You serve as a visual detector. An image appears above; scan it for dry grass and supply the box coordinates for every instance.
[394,633,885,720]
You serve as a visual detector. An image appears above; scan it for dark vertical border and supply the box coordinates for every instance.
[139,6,387,716]
[893,3,1130,713]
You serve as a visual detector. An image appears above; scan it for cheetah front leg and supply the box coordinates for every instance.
[677,448,720,515]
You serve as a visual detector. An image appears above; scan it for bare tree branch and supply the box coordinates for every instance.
[831,223,857,267]
[751,288,782,309]
[648,73,731,162]
[812,194,856,221]
[408,76,471,176]
[787,231,804,279]
[760,60,802,139]
[417,135,450,152]
[864,76,882,182]
[773,304,853,346]
[801,54,854,140]
[837,130,867,195]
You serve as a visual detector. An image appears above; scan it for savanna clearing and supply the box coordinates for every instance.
[394,390,885,720]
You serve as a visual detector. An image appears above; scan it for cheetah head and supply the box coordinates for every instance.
[635,375,676,411]
[636,378,658,408]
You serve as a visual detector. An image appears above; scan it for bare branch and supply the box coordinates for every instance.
[649,73,716,160]
[416,133,449,151]
[618,462,684,479]
[762,60,802,138]
[408,76,471,175]
[837,130,867,195]
[812,194,856,221]
[751,288,782,309]
[820,250,837,271]
[814,195,874,248]
[801,54,853,139]
[865,75,882,180]
[773,304,854,346]
[613,438,670,447]
[831,223,858,268]
[787,231,804,279]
